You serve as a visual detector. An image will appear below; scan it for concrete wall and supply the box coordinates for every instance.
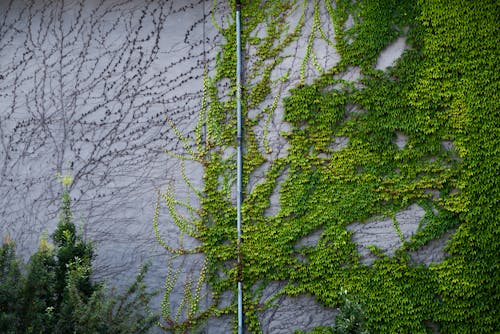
[0,1,448,332]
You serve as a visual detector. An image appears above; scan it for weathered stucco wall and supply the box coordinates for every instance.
[0,1,449,332]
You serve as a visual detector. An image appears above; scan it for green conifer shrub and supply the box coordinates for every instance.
[0,179,157,333]
[0,238,23,334]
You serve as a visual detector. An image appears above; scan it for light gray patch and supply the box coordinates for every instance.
[395,131,408,149]
[346,103,366,114]
[222,146,236,161]
[375,37,408,70]
[410,230,454,264]
[425,189,441,199]
[203,315,234,334]
[259,294,336,334]
[345,14,355,30]
[331,136,349,151]
[248,161,271,194]
[295,228,324,248]
[259,281,287,304]
[441,140,454,151]
[342,66,362,82]
[264,168,289,217]
[347,204,426,264]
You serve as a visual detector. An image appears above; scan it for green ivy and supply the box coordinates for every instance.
[160,0,499,332]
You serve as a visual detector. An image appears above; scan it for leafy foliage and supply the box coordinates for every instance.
[0,183,157,334]
[295,291,370,334]
[161,0,499,332]
[0,238,23,333]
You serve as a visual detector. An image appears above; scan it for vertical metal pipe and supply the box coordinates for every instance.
[235,1,243,334]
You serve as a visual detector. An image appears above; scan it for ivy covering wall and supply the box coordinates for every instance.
[157,0,499,332]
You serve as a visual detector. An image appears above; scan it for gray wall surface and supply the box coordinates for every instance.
[0,1,448,332]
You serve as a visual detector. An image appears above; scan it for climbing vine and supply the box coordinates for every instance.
[157,0,499,333]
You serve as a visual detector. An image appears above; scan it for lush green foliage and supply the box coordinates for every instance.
[159,0,499,332]
[284,0,499,332]
[0,185,156,334]
[296,291,370,334]
[0,239,23,332]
